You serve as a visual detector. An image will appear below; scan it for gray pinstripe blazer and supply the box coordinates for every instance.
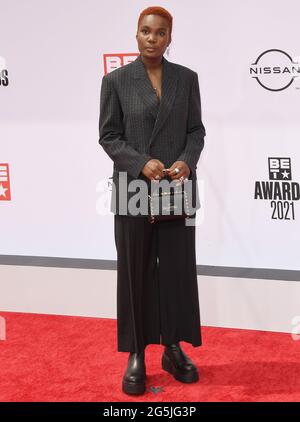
[98,54,206,216]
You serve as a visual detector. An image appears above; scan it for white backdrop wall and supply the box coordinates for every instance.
[1,0,300,270]
[1,0,300,333]
[1,0,299,272]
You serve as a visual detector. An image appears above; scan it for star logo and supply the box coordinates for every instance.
[282,170,290,179]
[0,183,8,198]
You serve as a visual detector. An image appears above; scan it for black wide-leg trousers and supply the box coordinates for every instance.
[114,214,202,353]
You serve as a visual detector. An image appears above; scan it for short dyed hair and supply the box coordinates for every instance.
[137,6,173,37]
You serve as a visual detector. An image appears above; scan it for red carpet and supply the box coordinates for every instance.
[0,311,299,402]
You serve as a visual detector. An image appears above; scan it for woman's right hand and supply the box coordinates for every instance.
[142,159,165,181]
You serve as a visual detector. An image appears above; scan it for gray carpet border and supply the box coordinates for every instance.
[0,255,299,281]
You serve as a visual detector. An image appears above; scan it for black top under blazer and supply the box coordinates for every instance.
[98,53,206,216]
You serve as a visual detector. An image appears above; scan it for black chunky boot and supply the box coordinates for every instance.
[122,350,146,395]
[162,342,199,383]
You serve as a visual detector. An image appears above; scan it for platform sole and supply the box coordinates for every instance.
[122,379,146,395]
[162,353,199,383]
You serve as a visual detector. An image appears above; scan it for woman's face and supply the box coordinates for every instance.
[136,14,171,59]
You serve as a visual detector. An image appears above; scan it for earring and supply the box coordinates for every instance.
[166,46,170,57]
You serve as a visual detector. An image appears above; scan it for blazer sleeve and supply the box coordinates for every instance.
[98,74,152,179]
[177,71,206,173]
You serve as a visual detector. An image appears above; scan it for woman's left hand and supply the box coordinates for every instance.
[165,161,190,181]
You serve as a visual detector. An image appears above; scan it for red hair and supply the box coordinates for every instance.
[137,6,173,37]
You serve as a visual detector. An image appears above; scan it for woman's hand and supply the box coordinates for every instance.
[165,161,190,181]
[142,159,166,181]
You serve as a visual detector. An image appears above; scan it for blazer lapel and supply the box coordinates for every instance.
[133,54,179,145]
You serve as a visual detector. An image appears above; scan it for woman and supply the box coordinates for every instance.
[99,6,206,395]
